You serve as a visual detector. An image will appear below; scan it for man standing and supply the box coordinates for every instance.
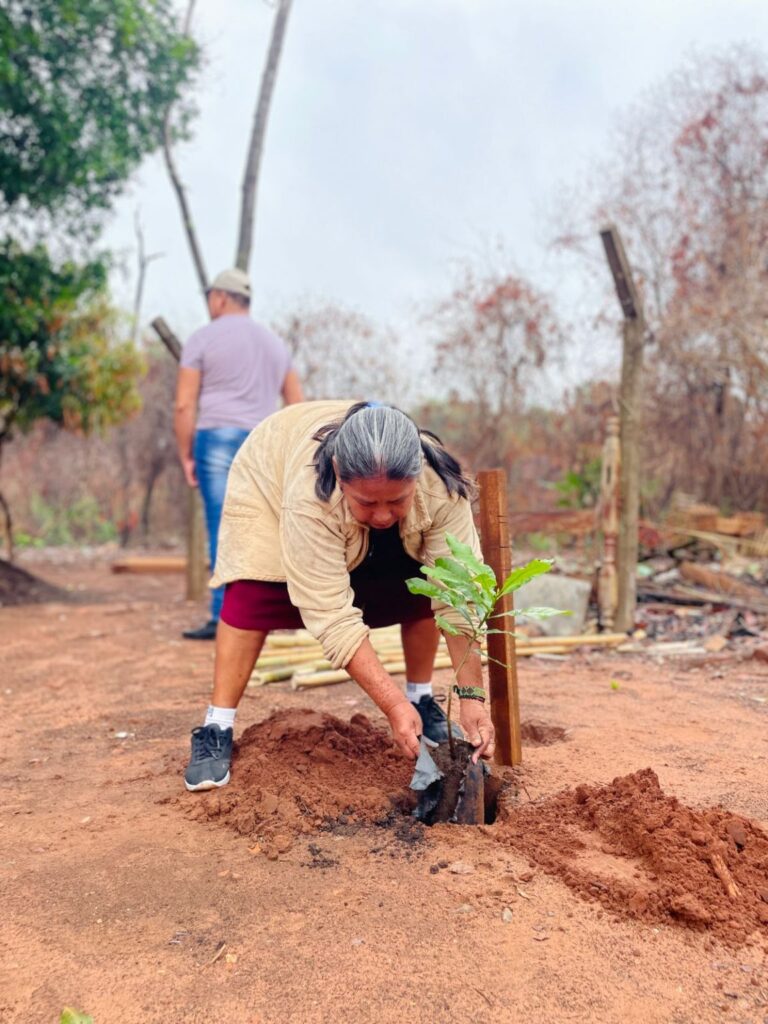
[174,268,303,639]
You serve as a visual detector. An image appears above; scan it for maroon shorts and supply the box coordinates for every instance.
[220,575,433,632]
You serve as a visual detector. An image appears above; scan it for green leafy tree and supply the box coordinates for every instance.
[0,0,198,556]
[0,242,144,554]
[553,458,603,509]
[0,0,199,234]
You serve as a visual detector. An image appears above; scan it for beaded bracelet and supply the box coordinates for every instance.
[453,685,487,703]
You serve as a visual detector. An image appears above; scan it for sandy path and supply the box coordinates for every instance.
[1,557,766,1023]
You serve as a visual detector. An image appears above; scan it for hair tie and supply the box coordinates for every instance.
[366,400,384,408]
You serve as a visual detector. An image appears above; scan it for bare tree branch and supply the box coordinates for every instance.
[132,210,163,344]
[235,0,293,271]
[183,0,197,34]
[161,0,208,306]
[162,114,209,303]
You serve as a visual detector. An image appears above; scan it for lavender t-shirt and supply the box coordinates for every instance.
[181,314,292,430]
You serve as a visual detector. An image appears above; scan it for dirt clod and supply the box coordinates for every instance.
[496,768,768,945]
[448,861,474,875]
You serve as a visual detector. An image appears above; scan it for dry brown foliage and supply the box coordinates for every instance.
[558,45,768,514]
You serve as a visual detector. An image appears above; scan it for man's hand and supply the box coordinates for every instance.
[459,701,495,763]
[181,455,198,488]
[385,699,423,760]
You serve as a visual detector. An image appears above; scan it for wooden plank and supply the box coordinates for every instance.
[508,508,595,537]
[679,562,768,607]
[477,468,521,767]
[112,555,188,573]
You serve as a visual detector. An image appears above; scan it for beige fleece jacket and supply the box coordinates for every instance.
[210,400,482,668]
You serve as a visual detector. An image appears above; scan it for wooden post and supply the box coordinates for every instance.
[151,316,182,361]
[597,415,620,630]
[186,489,208,602]
[616,317,644,631]
[599,225,647,634]
[150,316,208,602]
[477,469,522,767]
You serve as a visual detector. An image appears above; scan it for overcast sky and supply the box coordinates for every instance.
[103,0,768,374]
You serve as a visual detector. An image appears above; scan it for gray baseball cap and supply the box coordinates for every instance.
[207,268,251,299]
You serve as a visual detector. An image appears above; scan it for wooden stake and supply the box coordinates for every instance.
[477,469,521,767]
[598,415,620,630]
[151,316,208,603]
[186,488,208,602]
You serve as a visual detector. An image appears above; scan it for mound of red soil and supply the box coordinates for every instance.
[498,768,768,946]
[0,559,68,607]
[184,709,414,854]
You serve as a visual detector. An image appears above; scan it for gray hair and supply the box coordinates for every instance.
[313,401,475,502]
[313,403,421,499]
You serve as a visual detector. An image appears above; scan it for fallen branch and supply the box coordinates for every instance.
[679,562,768,606]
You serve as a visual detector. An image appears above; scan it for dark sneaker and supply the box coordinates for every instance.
[414,694,464,744]
[184,724,233,791]
[182,620,218,640]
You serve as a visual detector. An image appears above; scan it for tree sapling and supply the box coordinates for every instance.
[406,533,565,761]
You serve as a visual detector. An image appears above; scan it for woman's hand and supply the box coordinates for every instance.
[459,700,495,763]
[385,699,423,760]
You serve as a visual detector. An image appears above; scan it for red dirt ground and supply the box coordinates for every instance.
[2,550,768,1023]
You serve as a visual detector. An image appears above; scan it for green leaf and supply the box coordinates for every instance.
[498,559,554,596]
[426,562,475,592]
[444,536,487,577]
[434,614,460,636]
[445,533,496,583]
[420,564,493,617]
[405,577,444,601]
[60,1010,93,1024]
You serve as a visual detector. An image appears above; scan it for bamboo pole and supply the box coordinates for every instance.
[518,632,626,648]
[255,632,625,668]
[477,468,521,767]
[262,635,628,687]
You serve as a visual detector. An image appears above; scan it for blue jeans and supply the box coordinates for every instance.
[194,427,250,621]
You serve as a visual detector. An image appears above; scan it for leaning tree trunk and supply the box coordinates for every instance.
[235,0,294,271]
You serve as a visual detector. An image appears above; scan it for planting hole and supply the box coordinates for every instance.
[415,740,500,826]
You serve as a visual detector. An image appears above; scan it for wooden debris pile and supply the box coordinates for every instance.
[630,504,768,656]
[248,626,628,689]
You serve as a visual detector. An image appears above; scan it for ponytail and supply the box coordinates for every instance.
[419,429,476,500]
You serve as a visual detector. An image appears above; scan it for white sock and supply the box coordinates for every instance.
[204,705,237,732]
[406,681,433,704]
